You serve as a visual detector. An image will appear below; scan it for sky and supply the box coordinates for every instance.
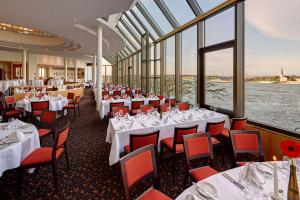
[141,0,300,77]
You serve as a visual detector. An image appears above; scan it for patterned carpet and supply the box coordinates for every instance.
[0,89,236,200]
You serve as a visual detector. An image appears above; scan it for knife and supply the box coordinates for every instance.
[192,182,218,200]
[222,173,245,191]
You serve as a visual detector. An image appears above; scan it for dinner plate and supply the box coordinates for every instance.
[196,182,218,199]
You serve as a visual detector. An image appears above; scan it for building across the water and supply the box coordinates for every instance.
[279,68,288,82]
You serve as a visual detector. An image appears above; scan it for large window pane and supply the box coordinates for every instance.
[163,0,195,25]
[196,0,225,12]
[245,0,300,132]
[165,36,175,98]
[182,25,197,104]
[121,15,141,38]
[118,22,140,49]
[132,6,159,39]
[205,48,233,111]
[125,11,146,34]
[205,7,234,46]
[155,43,161,94]
[140,0,173,34]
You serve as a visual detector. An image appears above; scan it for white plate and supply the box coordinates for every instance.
[196,181,218,199]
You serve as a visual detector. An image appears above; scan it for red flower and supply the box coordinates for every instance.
[280,140,300,158]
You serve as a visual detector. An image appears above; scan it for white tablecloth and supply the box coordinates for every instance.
[28,80,44,86]
[0,80,23,93]
[48,79,64,86]
[176,161,291,200]
[0,121,40,176]
[15,97,68,112]
[100,98,165,119]
[106,109,230,165]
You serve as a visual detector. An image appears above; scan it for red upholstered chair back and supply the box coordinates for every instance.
[55,122,70,149]
[31,101,49,112]
[5,96,15,105]
[113,90,121,97]
[206,121,225,137]
[112,106,130,116]
[129,131,160,152]
[149,100,160,108]
[183,133,214,165]
[231,118,247,130]
[110,102,124,116]
[174,125,198,145]
[140,105,154,114]
[102,91,109,96]
[158,95,164,101]
[74,96,81,104]
[125,90,131,96]
[120,145,157,200]
[165,98,176,107]
[160,103,169,113]
[103,95,113,100]
[131,100,144,110]
[40,110,56,125]
[178,102,189,111]
[67,93,75,100]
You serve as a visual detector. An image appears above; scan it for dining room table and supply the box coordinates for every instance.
[15,95,68,112]
[100,97,165,119]
[175,160,294,200]
[0,119,40,176]
[106,108,230,166]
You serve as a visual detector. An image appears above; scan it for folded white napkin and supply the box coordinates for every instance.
[124,113,130,120]
[188,113,193,120]
[163,117,169,124]
[0,131,24,145]
[128,120,134,129]
[240,163,265,185]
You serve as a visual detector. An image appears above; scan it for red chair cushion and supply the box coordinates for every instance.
[38,128,51,137]
[190,166,218,182]
[161,137,184,153]
[211,137,220,145]
[139,188,172,200]
[124,145,130,154]
[5,110,22,116]
[222,128,230,138]
[21,147,64,166]
[33,110,42,116]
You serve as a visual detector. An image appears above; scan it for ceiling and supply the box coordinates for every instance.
[0,0,135,61]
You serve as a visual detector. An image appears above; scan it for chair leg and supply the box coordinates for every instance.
[16,168,23,197]
[52,163,58,192]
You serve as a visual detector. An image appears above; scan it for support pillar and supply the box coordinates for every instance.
[93,55,97,85]
[75,60,78,82]
[22,50,27,81]
[96,25,103,110]
[64,58,68,82]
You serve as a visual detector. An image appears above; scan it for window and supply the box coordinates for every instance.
[150,45,155,93]
[245,0,300,132]
[163,0,195,25]
[125,11,146,35]
[196,0,226,13]
[165,36,175,98]
[132,6,159,39]
[121,15,141,39]
[38,67,45,78]
[140,0,173,34]
[118,22,140,49]
[155,43,161,94]
[181,25,197,105]
[205,7,234,46]
[204,48,233,111]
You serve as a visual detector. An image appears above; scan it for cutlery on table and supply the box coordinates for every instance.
[192,182,218,200]
[222,173,245,191]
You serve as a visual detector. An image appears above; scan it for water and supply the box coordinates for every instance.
[205,82,300,132]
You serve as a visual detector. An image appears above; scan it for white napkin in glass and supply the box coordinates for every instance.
[0,131,24,145]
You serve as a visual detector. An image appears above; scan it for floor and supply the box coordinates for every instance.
[0,89,235,200]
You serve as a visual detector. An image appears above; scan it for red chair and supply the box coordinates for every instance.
[0,101,23,122]
[149,100,160,108]
[17,122,71,192]
[158,95,164,101]
[120,145,172,200]
[178,102,189,111]
[102,91,109,97]
[113,90,121,97]
[5,96,17,110]
[165,98,176,107]
[136,89,142,95]
[103,95,113,100]
[63,96,80,117]
[183,133,218,184]
[160,103,169,113]
[140,105,154,114]
[222,118,247,138]
[109,102,124,117]
[31,101,49,118]
[205,121,225,147]
[125,90,132,97]
[112,106,129,117]
[160,125,198,175]
[67,93,75,104]
[38,110,56,142]
[131,100,144,115]
[124,131,160,154]
[230,130,264,166]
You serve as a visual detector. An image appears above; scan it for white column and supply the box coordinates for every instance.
[22,49,27,81]
[75,60,78,82]
[92,55,97,85]
[96,25,102,110]
[64,58,68,81]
